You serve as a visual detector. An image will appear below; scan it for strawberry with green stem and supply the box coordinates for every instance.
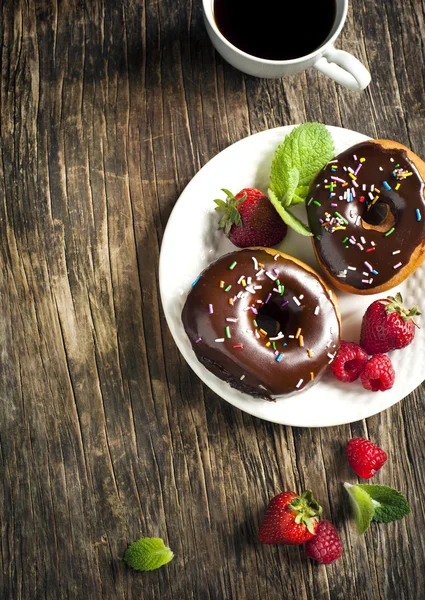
[214,187,287,248]
[360,292,421,355]
[259,490,322,545]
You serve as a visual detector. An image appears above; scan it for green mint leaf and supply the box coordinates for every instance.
[269,189,312,236]
[124,537,174,572]
[282,123,335,187]
[269,138,290,203]
[291,194,307,206]
[343,482,375,534]
[282,167,299,207]
[269,123,334,206]
[357,485,411,523]
[295,185,310,200]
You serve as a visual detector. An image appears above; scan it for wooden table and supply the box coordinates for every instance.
[2,1,425,598]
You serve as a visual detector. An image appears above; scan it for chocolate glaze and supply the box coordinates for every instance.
[182,249,340,399]
[307,141,425,290]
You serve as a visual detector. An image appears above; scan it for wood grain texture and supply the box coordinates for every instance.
[1,0,425,598]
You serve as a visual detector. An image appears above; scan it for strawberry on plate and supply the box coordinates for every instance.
[360,293,420,355]
[259,490,322,545]
[214,188,287,248]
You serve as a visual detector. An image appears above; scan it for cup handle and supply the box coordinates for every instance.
[314,45,371,91]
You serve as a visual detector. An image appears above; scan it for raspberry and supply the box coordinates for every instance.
[360,354,395,392]
[331,341,369,383]
[304,520,342,564]
[346,438,387,479]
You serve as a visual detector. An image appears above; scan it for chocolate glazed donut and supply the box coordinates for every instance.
[306,140,425,294]
[182,248,340,400]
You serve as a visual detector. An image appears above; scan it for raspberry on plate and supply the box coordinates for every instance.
[331,340,369,383]
[360,354,395,392]
[346,438,388,479]
[304,520,342,564]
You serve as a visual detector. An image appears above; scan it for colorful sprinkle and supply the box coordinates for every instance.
[265,293,272,304]
[225,285,232,292]
[195,337,202,343]
[334,211,348,224]
[299,335,304,347]
[219,280,225,288]
[281,300,289,308]
[225,326,231,338]
[313,200,322,207]
[269,333,284,341]
[295,328,302,339]
[191,275,201,287]
[226,317,238,322]
[395,183,401,191]
[383,181,392,190]
[416,209,422,222]
[233,344,243,349]
[276,353,284,363]
[393,262,402,269]
[385,227,395,236]
[307,349,313,358]
[229,261,237,270]
[208,304,213,314]
[366,247,376,253]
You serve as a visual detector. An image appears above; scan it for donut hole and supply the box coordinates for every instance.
[256,311,281,337]
[257,296,302,337]
[361,201,396,233]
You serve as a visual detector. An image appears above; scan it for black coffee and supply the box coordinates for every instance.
[213,0,337,61]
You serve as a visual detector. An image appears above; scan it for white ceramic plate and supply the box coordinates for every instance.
[159,126,425,427]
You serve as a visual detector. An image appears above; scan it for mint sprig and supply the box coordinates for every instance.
[269,188,312,237]
[357,484,411,523]
[344,483,410,534]
[268,123,335,235]
[124,537,174,572]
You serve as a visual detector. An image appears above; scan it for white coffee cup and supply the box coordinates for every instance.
[202,0,371,91]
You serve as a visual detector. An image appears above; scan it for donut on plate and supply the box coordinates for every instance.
[182,248,340,400]
[306,139,425,295]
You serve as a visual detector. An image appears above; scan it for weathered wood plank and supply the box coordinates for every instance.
[1,0,425,598]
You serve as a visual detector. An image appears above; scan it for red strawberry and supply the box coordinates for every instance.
[305,520,343,564]
[360,293,420,355]
[360,354,395,392]
[258,490,322,545]
[346,438,388,479]
[214,188,287,248]
[331,340,369,383]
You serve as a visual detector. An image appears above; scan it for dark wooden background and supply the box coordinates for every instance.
[1,0,425,598]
